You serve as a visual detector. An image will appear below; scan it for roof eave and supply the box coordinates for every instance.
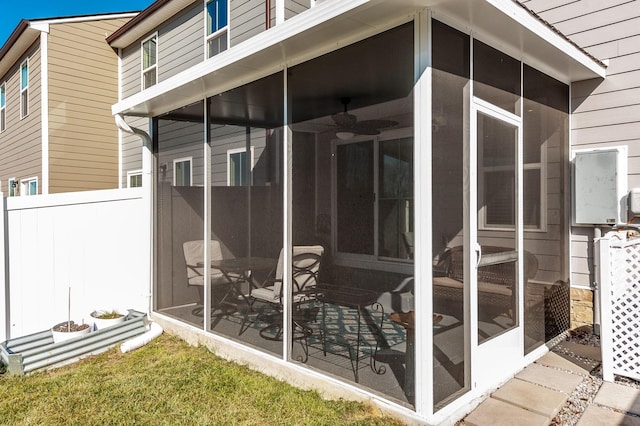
[107,0,198,48]
[113,0,606,118]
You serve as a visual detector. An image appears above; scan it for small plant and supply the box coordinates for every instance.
[95,310,123,320]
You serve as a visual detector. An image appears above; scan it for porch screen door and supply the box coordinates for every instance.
[471,101,523,387]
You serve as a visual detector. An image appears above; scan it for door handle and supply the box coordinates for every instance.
[475,242,482,268]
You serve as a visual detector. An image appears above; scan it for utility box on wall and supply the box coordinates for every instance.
[573,146,627,225]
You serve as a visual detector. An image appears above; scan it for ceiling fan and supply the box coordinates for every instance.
[331,97,398,139]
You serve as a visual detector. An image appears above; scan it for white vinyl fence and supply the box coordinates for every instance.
[0,188,150,341]
[598,230,640,382]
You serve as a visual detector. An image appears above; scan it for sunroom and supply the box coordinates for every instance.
[113,0,605,423]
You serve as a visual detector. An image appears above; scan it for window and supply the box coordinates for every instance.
[333,132,414,261]
[21,177,37,196]
[0,83,5,132]
[8,178,17,197]
[227,147,254,186]
[141,34,158,89]
[173,157,192,186]
[20,60,28,118]
[206,0,228,58]
[127,170,143,188]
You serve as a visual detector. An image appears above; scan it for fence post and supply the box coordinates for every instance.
[597,232,614,382]
[0,194,7,342]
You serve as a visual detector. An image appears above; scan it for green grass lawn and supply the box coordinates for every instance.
[0,334,404,425]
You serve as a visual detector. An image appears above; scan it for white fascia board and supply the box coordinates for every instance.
[30,13,138,27]
[486,0,606,79]
[112,0,372,117]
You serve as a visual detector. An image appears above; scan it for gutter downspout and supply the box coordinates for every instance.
[114,114,153,315]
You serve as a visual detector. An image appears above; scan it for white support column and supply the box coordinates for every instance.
[413,9,433,416]
[282,68,292,360]
[203,99,212,331]
[597,233,614,382]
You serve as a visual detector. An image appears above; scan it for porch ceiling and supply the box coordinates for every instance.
[113,0,606,120]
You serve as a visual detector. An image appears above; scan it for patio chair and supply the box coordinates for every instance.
[182,240,233,315]
[249,245,324,354]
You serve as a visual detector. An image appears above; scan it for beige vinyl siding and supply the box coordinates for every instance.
[121,116,147,185]
[521,0,640,288]
[0,41,42,195]
[47,19,128,193]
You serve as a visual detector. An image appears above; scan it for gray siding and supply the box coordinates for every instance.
[230,0,267,46]
[158,2,204,81]
[121,2,203,99]
[121,116,148,186]
[285,0,311,20]
[121,43,140,99]
[521,0,640,288]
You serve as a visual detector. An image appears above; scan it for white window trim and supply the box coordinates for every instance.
[204,0,230,60]
[0,82,5,132]
[226,146,254,186]
[8,177,17,197]
[20,59,28,119]
[21,176,38,196]
[173,157,193,186]
[141,33,158,90]
[127,169,143,188]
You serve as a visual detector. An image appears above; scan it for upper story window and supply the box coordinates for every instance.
[206,0,228,58]
[20,60,28,119]
[142,34,158,89]
[0,83,5,132]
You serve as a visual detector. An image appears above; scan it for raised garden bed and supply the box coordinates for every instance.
[0,310,148,375]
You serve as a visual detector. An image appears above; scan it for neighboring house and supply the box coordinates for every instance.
[104,0,633,424]
[0,13,137,195]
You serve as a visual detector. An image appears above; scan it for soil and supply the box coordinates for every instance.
[52,321,90,333]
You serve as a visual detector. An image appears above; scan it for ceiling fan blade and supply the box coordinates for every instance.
[351,124,380,135]
[356,119,398,129]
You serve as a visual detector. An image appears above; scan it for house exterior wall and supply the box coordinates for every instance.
[47,19,128,193]
[285,0,311,21]
[521,0,640,327]
[0,41,42,195]
[157,2,203,83]
[121,116,148,185]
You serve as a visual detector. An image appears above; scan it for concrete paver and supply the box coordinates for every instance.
[594,382,640,415]
[577,405,640,426]
[553,341,601,362]
[516,363,583,394]
[464,397,549,426]
[535,351,590,375]
[492,379,568,418]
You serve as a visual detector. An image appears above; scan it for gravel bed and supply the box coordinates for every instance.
[550,327,640,425]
